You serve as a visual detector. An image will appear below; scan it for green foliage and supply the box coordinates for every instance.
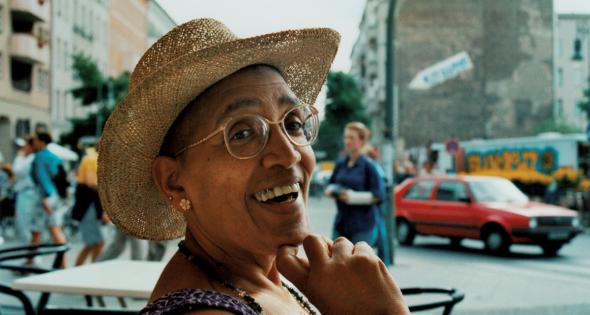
[314,71,369,160]
[534,119,581,135]
[60,53,130,148]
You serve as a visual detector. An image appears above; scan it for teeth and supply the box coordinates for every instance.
[255,183,301,202]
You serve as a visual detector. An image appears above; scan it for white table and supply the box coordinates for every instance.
[12,260,165,299]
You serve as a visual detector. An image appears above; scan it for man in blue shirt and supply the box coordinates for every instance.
[30,132,67,257]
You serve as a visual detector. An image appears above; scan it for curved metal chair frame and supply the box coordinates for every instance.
[0,243,70,315]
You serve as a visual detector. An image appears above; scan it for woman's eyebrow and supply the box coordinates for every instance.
[216,98,261,125]
[279,94,301,106]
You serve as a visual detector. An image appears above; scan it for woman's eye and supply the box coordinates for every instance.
[229,128,254,141]
[285,121,303,131]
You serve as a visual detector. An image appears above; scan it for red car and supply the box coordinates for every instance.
[394,175,583,256]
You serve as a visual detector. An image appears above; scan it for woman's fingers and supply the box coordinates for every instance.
[352,241,374,256]
[302,234,330,265]
[331,237,353,260]
[276,245,309,290]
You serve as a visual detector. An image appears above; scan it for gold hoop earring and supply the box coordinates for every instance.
[179,198,191,212]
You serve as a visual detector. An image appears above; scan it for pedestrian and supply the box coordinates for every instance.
[30,131,68,266]
[72,146,107,265]
[146,240,168,261]
[362,143,391,265]
[0,162,15,244]
[325,122,386,245]
[97,18,408,314]
[12,137,37,245]
[96,224,146,261]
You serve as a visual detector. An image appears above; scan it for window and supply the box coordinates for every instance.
[404,180,435,200]
[11,59,33,92]
[557,68,563,87]
[0,54,3,80]
[0,6,3,34]
[573,38,583,61]
[435,181,469,202]
[15,119,31,137]
[56,38,61,69]
[37,68,49,91]
[574,68,584,86]
[556,99,563,118]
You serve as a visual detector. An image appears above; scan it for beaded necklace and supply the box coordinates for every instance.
[177,241,317,315]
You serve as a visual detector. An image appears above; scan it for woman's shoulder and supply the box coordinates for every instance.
[139,288,258,315]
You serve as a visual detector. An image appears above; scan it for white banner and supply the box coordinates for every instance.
[409,51,473,90]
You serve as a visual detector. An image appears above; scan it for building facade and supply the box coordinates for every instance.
[0,0,51,161]
[50,0,110,139]
[555,14,590,130]
[108,0,148,77]
[351,0,555,149]
[147,0,176,47]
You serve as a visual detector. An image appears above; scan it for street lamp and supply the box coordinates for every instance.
[383,0,397,266]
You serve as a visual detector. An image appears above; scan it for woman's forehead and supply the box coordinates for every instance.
[199,69,299,117]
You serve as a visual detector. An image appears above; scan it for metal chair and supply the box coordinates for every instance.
[0,243,70,315]
[402,287,465,315]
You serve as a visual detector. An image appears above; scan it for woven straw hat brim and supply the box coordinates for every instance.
[98,28,340,240]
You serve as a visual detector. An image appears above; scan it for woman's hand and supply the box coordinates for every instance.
[337,191,349,203]
[277,235,409,315]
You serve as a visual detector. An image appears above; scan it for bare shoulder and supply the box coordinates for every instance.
[149,254,211,302]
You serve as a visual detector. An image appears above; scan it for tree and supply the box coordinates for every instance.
[314,71,369,160]
[60,53,130,149]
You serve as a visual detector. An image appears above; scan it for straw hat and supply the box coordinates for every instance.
[97,18,340,240]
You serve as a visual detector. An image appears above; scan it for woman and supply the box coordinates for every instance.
[325,122,385,245]
[73,146,106,265]
[98,18,408,314]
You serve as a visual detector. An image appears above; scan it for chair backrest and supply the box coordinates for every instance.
[0,243,71,315]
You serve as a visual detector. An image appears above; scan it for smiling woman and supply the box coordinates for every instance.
[97,18,409,314]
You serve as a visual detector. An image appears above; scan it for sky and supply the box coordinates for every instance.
[157,0,590,73]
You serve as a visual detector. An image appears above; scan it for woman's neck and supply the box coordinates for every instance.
[181,232,282,291]
[348,151,361,166]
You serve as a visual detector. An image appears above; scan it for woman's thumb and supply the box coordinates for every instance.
[276,245,310,291]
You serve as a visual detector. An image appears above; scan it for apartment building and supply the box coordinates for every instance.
[555,14,590,130]
[0,0,51,161]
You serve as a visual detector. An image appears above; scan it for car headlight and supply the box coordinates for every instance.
[572,217,580,227]
[529,217,538,229]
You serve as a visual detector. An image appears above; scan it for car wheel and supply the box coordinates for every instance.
[484,228,510,255]
[397,219,415,246]
[541,242,563,257]
[449,237,463,247]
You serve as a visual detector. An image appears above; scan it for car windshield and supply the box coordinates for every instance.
[469,178,529,203]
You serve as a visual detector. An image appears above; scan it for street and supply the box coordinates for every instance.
[0,196,588,314]
[307,196,590,315]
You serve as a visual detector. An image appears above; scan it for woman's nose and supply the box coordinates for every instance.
[260,124,301,169]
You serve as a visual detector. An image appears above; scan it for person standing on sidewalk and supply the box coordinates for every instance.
[73,146,107,265]
[30,132,68,266]
[12,137,37,245]
[362,143,391,265]
[325,122,385,245]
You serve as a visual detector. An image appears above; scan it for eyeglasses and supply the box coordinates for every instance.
[174,105,319,159]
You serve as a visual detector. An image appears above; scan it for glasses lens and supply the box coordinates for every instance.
[283,106,318,145]
[225,116,269,158]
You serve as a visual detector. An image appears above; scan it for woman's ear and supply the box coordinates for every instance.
[152,156,184,205]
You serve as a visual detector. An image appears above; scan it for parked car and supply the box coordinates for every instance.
[394,175,583,256]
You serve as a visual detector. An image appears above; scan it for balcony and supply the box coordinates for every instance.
[11,0,50,23]
[10,33,49,65]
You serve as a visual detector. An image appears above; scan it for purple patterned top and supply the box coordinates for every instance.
[139,288,258,315]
